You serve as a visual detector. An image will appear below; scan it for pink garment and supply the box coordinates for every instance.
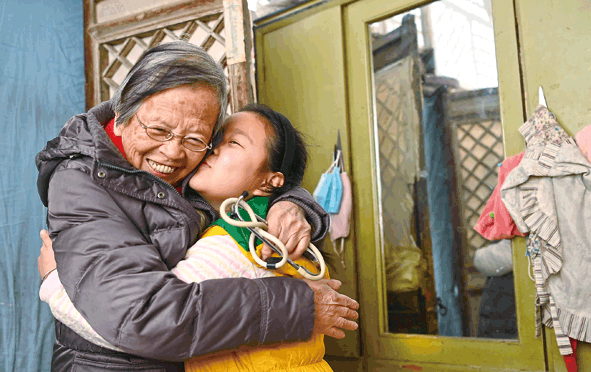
[575,124,591,164]
[329,172,352,240]
[474,152,527,240]
[329,172,352,268]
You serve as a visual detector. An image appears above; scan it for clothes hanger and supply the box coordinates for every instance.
[539,86,547,108]
[333,130,344,172]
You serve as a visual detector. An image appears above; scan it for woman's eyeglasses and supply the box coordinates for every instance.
[135,114,212,152]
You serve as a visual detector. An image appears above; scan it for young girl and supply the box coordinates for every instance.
[39,103,332,372]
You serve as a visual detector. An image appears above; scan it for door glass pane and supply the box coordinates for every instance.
[370,0,517,339]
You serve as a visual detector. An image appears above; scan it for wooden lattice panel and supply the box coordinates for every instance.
[375,57,421,252]
[450,89,503,255]
[99,12,228,103]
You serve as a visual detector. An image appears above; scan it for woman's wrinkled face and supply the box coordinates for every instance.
[189,112,281,210]
[114,86,219,187]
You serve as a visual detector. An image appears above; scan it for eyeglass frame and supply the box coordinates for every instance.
[134,114,213,152]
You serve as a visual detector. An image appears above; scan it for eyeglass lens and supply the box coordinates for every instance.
[137,115,209,151]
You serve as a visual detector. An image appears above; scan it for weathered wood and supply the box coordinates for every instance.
[228,63,252,111]
[85,0,254,113]
[88,0,223,44]
[442,88,472,337]
[372,14,418,72]
[450,89,503,257]
[101,39,136,85]
[196,15,226,52]
[96,0,189,24]
[224,0,254,110]
[84,0,95,109]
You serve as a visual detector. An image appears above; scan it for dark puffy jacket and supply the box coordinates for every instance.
[36,101,329,371]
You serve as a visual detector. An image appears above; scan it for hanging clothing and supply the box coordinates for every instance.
[575,124,591,164]
[475,119,591,242]
[501,105,591,360]
[329,172,352,268]
[422,87,465,337]
[564,338,579,372]
[476,272,518,339]
[473,152,527,240]
[473,239,513,277]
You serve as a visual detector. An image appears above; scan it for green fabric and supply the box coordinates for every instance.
[212,196,269,252]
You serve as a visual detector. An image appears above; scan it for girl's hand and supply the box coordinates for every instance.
[38,229,57,279]
[265,201,312,260]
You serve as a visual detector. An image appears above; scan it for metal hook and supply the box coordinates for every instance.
[435,297,448,316]
[539,86,547,108]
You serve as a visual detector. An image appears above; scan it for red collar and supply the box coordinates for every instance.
[104,119,126,159]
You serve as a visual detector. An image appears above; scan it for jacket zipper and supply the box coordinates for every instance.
[98,162,205,224]
[99,161,181,196]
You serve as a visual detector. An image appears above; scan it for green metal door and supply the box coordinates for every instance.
[255,0,549,370]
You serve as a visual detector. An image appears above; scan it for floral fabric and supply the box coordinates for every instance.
[501,105,591,361]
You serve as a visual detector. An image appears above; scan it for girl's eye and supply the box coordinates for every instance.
[229,140,241,146]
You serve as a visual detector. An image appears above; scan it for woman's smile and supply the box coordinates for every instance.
[147,159,177,174]
[114,86,219,186]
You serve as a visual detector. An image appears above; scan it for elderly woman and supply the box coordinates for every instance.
[36,41,358,371]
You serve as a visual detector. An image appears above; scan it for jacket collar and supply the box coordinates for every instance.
[86,101,136,171]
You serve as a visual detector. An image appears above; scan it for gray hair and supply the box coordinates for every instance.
[111,41,228,136]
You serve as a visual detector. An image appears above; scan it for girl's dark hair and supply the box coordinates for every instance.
[239,104,338,271]
[239,103,307,196]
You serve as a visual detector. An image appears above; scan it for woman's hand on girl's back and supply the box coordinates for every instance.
[265,201,312,260]
[305,278,359,339]
[38,229,57,279]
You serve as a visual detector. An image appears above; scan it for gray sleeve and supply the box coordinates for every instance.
[47,167,315,361]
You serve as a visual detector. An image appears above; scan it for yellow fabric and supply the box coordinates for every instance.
[184,226,332,372]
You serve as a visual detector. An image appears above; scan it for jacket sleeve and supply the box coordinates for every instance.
[269,186,329,245]
[47,166,315,361]
[39,271,121,351]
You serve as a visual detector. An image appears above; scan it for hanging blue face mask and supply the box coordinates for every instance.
[313,154,343,214]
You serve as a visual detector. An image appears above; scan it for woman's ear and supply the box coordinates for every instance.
[253,172,285,196]
[113,113,123,136]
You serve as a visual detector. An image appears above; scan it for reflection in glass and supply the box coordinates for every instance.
[370,0,517,339]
